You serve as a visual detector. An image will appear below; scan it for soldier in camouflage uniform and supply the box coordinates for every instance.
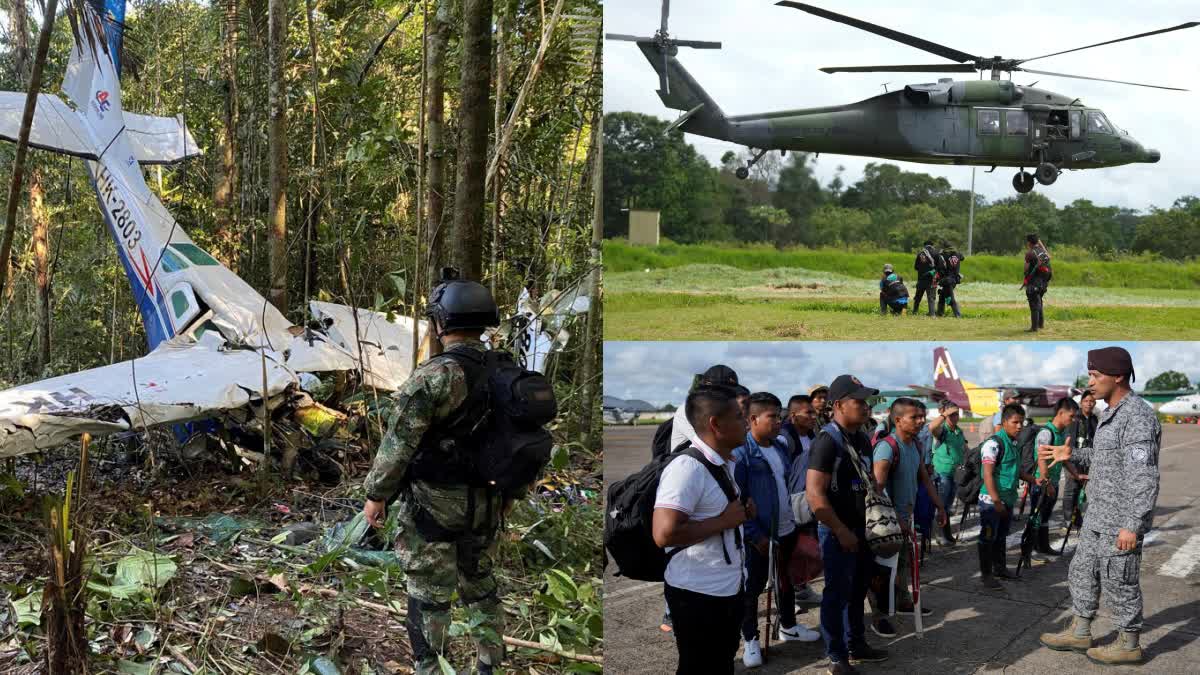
[1038,347,1161,666]
[362,272,516,675]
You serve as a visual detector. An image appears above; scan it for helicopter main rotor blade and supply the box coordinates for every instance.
[661,0,670,35]
[673,39,722,49]
[776,1,977,64]
[820,63,978,74]
[1017,67,1189,91]
[1018,21,1199,64]
[605,33,651,42]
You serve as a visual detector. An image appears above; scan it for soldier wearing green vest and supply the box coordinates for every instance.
[1030,398,1080,558]
[930,400,966,545]
[979,403,1039,590]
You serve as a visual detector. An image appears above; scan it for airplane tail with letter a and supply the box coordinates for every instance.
[933,346,1000,417]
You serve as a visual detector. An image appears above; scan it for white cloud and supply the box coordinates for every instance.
[976,344,1086,385]
[1136,343,1200,384]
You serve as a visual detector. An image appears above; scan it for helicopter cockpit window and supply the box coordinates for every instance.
[1086,111,1114,135]
[1005,110,1029,136]
[978,109,1000,135]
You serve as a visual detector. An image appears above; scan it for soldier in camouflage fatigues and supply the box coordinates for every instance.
[1039,347,1161,666]
[363,273,516,675]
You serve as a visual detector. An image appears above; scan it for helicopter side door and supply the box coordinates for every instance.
[969,107,1025,161]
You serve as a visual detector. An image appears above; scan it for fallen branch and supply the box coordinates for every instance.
[206,564,602,664]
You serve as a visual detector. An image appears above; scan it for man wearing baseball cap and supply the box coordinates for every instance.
[805,375,888,672]
[810,384,830,428]
[1038,347,1161,666]
[668,365,742,450]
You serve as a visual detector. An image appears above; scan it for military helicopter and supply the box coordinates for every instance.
[607,1,1196,193]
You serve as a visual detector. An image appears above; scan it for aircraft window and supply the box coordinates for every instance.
[978,109,1000,135]
[1006,111,1029,136]
[160,248,188,273]
[1086,111,1113,134]
[171,290,190,318]
[1070,111,1081,139]
[171,242,220,266]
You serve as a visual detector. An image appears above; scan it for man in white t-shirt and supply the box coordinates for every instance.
[654,386,753,675]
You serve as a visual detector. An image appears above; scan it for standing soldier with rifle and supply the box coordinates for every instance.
[1038,347,1161,666]
[361,270,555,675]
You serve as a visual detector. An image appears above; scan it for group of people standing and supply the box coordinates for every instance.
[878,234,1056,333]
[645,346,1161,674]
[879,240,964,317]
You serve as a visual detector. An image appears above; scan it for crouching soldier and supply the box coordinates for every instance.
[362,271,546,675]
[1038,347,1160,666]
[879,264,910,315]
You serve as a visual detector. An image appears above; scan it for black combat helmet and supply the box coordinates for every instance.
[426,267,500,335]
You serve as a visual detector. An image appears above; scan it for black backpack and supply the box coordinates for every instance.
[437,349,558,495]
[604,441,742,582]
[1034,245,1053,282]
[954,433,1004,504]
[651,418,675,460]
[1014,422,1040,477]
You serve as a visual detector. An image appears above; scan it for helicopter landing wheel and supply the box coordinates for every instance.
[1035,162,1059,186]
[1013,170,1035,194]
[735,167,750,180]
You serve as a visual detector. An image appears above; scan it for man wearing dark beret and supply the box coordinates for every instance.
[1037,347,1161,665]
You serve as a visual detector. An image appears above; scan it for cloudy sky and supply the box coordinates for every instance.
[604,341,1200,407]
[603,0,1200,209]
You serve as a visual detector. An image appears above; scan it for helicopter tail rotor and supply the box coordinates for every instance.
[605,0,721,95]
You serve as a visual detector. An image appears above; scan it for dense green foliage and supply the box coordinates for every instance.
[1146,370,1190,391]
[604,240,1200,290]
[0,0,601,391]
[604,111,1200,260]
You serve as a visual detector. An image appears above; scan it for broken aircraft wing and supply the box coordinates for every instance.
[0,334,297,458]
[0,92,99,160]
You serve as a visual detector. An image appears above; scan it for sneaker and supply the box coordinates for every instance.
[871,618,897,638]
[794,585,823,605]
[778,624,821,642]
[849,641,888,663]
[742,638,763,668]
[981,574,1003,590]
[828,659,859,675]
[659,612,672,633]
[894,603,933,617]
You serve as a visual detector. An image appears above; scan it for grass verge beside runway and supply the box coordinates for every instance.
[606,291,1200,340]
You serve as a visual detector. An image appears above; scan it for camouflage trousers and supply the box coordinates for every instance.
[397,482,505,674]
[1069,528,1144,632]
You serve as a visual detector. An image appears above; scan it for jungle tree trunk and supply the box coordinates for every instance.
[31,167,49,372]
[0,0,58,304]
[425,0,451,290]
[449,0,493,282]
[303,0,325,304]
[214,0,240,270]
[267,0,289,314]
[578,50,603,451]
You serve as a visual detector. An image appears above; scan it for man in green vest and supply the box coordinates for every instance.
[1031,398,1080,557]
[980,403,1039,590]
[930,400,966,545]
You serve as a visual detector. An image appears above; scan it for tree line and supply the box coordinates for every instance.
[604,111,1200,259]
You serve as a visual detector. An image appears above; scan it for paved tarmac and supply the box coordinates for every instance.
[603,423,1200,674]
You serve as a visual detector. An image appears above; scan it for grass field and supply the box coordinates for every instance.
[604,241,1200,340]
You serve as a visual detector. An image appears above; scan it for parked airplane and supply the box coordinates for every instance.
[907,346,1075,419]
[1160,394,1200,417]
